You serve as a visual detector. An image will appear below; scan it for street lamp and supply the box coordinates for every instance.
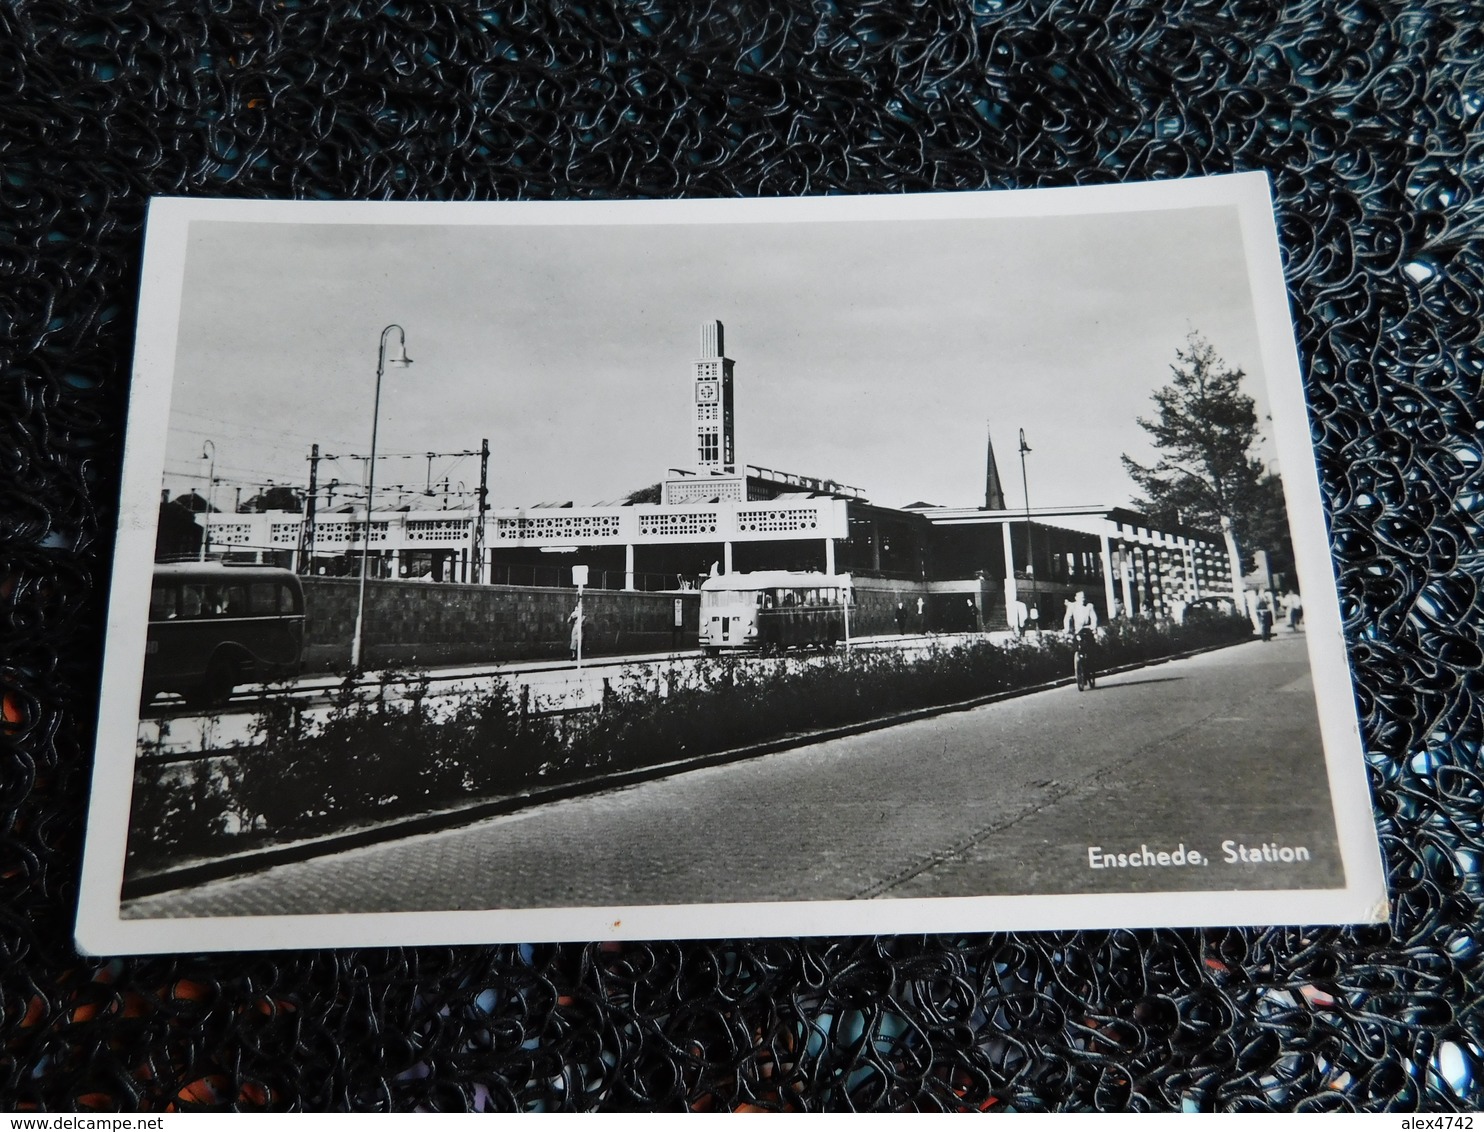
[199,439,216,561]
[1018,428,1034,587]
[350,325,413,671]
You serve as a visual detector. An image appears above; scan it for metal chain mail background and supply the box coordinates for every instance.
[2,0,1480,1112]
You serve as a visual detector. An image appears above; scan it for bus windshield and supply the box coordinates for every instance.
[702,589,749,608]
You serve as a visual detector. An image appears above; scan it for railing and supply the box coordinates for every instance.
[196,497,850,551]
[486,564,689,591]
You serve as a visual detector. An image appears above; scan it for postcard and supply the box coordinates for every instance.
[77,174,1387,953]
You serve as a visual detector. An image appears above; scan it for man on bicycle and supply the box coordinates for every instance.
[1064,590,1099,635]
[1064,591,1100,688]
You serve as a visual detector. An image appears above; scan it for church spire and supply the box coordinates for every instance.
[984,424,1007,510]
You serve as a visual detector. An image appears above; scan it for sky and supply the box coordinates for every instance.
[163,203,1276,513]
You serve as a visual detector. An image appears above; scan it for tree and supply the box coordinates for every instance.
[623,483,662,505]
[171,491,215,513]
[155,498,203,560]
[1121,333,1292,579]
[240,485,304,513]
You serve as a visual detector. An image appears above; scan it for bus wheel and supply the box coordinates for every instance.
[191,654,239,708]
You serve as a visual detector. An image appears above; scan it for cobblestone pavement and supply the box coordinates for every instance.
[126,634,1341,918]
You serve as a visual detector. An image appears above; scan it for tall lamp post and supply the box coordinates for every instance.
[199,440,216,561]
[1018,428,1035,596]
[350,325,413,671]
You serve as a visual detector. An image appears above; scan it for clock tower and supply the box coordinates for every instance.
[693,320,736,473]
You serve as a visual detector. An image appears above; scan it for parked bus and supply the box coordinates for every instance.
[699,571,852,655]
[143,562,305,707]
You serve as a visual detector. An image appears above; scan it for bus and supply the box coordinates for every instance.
[142,562,305,707]
[699,571,852,655]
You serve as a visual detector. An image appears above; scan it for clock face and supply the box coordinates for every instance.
[697,380,719,403]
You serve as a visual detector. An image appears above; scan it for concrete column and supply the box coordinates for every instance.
[1221,517,1244,603]
[1099,532,1117,619]
[723,541,733,574]
[824,537,836,575]
[1001,522,1019,627]
[1002,523,1018,602]
[389,548,400,579]
[1115,543,1127,620]
[625,544,635,591]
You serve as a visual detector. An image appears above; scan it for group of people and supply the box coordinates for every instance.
[1250,589,1303,640]
[893,597,928,634]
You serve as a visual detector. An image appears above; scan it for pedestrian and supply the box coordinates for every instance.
[1282,589,1303,631]
[567,600,584,661]
[895,600,906,634]
[1257,593,1274,642]
[1010,598,1029,636]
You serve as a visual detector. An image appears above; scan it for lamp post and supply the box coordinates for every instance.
[350,325,413,671]
[1018,428,1034,595]
[199,440,216,561]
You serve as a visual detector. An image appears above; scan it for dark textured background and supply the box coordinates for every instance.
[3,0,1481,1112]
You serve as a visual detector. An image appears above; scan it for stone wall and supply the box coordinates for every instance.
[302,578,699,671]
[301,575,1015,672]
[852,578,931,636]
[853,579,1014,634]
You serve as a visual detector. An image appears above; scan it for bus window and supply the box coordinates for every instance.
[244,582,300,616]
[149,585,178,620]
[181,584,206,618]
[194,584,246,616]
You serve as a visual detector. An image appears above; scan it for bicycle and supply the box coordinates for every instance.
[1072,627,1098,691]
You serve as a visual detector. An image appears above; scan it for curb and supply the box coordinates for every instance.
[121,635,1249,901]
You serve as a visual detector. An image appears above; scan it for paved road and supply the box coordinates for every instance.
[126,633,1343,918]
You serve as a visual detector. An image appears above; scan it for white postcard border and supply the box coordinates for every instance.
[77,173,1388,955]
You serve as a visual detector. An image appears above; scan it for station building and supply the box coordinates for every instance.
[196,321,1241,635]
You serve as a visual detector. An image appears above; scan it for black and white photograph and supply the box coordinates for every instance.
[78,175,1386,953]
